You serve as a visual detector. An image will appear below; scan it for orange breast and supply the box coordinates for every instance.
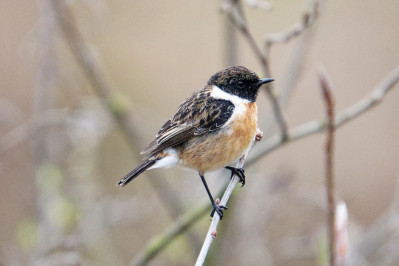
[179,102,257,174]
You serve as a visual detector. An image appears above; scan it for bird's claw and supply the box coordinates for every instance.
[210,204,228,219]
[225,166,246,187]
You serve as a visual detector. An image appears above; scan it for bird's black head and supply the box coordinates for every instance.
[207,66,274,102]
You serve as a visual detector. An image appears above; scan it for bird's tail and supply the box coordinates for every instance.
[117,159,156,187]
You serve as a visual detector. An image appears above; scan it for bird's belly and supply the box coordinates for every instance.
[179,103,257,174]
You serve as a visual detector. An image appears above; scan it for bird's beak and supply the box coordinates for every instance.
[257,78,274,86]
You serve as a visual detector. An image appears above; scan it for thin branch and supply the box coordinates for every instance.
[265,0,321,50]
[131,205,210,266]
[247,64,399,166]
[195,178,239,266]
[50,0,192,220]
[318,66,336,266]
[50,0,135,145]
[131,199,211,266]
[276,0,322,108]
[50,0,202,259]
[195,130,262,266]
[220,0,288,141]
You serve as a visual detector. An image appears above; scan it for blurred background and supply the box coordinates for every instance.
[1,0,399,265]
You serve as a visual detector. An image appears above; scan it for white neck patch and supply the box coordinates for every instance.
[210,85,250,105]
[210,85,249,118]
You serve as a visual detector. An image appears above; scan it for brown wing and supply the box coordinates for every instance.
[141,87,235,157]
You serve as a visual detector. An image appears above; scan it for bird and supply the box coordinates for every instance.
[117,66,274,219]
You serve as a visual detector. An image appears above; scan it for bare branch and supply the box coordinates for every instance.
[318,66,336,266]
[195,129,263,266]
[220,0,289,141]
[50,0,202,259]
[221,1,268,69]
[131,205,210,266]
[50,0,191,219]
[265,0,321,49]
[50,1,133,142]
[247,64,399,166]
[195,178,240,266]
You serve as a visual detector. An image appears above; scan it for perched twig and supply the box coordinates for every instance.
[318,66,336,266]
[195,129,263,266]
[195,178,240,266]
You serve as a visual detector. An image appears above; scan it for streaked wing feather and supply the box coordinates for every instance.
[144,127,196,156]
[142,88,234,156]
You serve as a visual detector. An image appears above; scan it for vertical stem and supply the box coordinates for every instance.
[318,66,336,266]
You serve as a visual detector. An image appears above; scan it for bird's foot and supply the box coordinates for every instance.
[225,166,246,187]
[210,203,228,220]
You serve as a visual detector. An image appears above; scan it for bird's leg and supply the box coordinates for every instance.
[199,173,227,219]
[225,166,246,187]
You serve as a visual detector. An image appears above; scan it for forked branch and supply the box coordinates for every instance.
[220,0,288,140]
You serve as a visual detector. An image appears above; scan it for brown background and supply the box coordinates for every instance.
[1,0,399,265]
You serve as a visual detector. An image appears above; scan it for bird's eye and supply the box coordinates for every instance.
[237,81,245,88]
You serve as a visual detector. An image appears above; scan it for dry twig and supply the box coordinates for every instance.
[195,130,262,266]
[265,0,321,50]
[131,205,210,266]
[318,66,336,266]
[220,0,288,140]
[247,64,399,166]
[50,0,202,259]
[50,0,191,221]
[195,177,240,266]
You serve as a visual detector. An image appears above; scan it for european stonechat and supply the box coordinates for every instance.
[117,66,274,219]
